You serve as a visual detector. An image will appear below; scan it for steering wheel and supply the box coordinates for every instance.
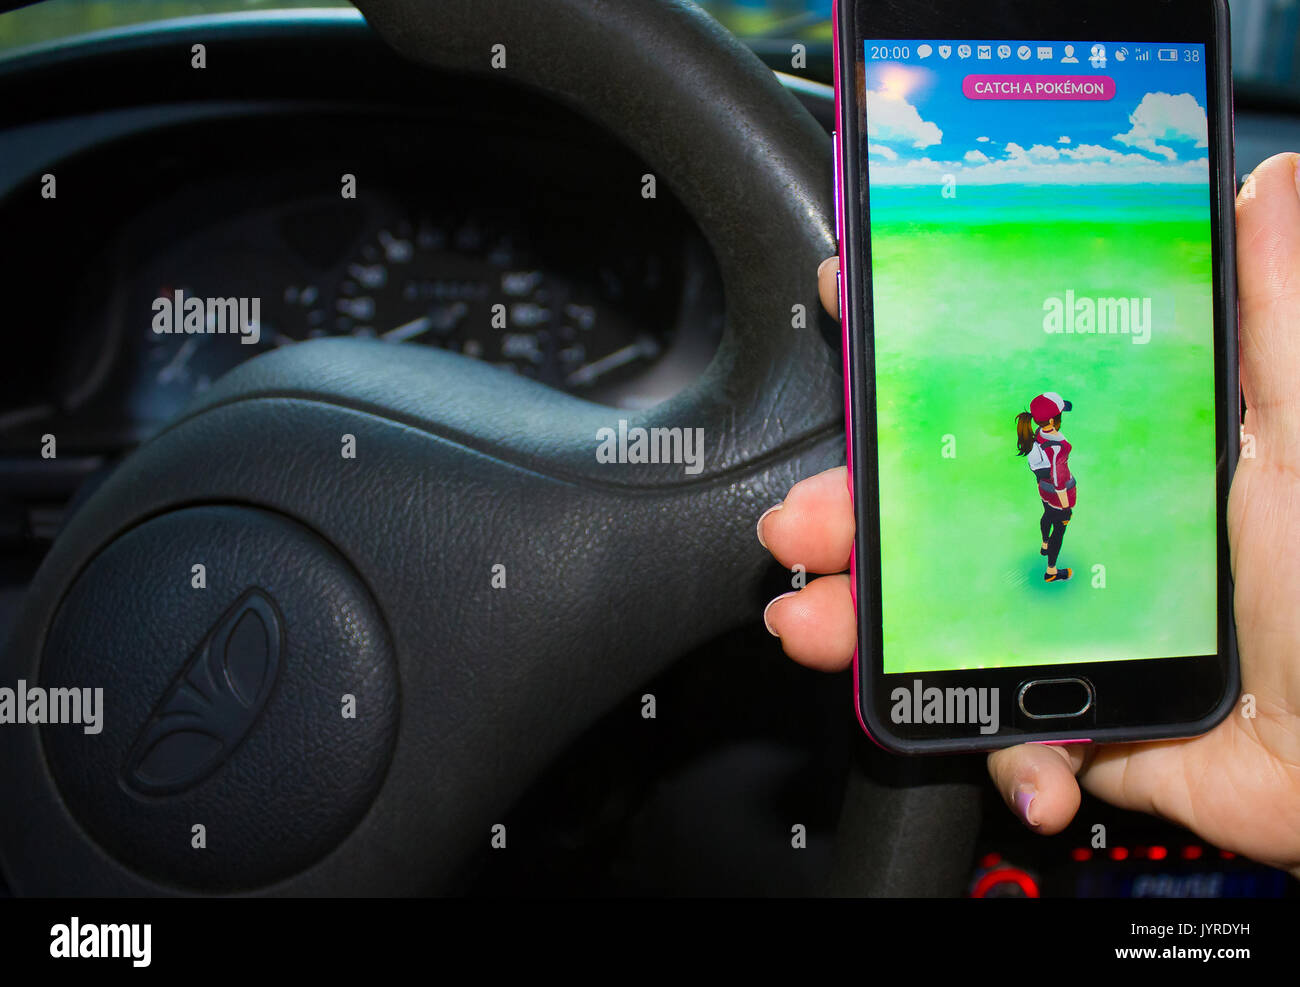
[0,0,979,895]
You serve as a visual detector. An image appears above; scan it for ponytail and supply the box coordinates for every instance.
[1015,411,1035,456]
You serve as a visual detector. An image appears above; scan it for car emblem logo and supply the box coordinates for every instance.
[123,589,282,795]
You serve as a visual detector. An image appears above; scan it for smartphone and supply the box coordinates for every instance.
[832,0,1239,752]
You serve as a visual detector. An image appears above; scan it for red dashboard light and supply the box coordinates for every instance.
[971,867,1040,899]
[1181,845,1203,860]
[1070,847,1091,862]
[1147,845,1168,861]
[1109,847,1130,861]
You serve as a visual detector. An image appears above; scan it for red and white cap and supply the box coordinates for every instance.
[1030,392,1072,424]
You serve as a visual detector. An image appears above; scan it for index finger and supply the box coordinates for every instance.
[818,256,839,319]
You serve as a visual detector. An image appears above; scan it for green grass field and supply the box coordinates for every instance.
[870,184,1218,673]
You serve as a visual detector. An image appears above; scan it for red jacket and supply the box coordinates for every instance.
[1027,428,1076,508]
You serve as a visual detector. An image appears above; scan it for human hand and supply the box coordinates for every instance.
[759,153,1300,877]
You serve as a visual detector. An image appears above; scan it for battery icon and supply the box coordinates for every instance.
[1157,47,1178,61]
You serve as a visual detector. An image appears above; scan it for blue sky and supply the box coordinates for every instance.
[864,40,1209,184]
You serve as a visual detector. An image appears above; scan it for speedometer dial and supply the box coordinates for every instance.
[108,191,709,439]
[333,216,663,394]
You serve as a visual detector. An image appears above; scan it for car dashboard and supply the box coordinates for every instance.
[0,21,726,453]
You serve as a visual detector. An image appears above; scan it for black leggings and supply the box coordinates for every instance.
[1040,504,1072,568]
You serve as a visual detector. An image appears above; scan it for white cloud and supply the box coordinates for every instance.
[1138,142,1179,161]
[864,88,1211,184]
[865,89,942,149]
[866,152,1209,186]
[1113,91,1208,160]
[1061,143,1115,161]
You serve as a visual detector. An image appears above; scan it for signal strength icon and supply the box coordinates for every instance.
[1135,47,1152,61]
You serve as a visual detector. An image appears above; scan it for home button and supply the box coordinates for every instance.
[1017,677,1094,719]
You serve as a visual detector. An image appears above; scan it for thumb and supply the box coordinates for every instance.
[987,743,1088,834]
[1237,152,1300,450]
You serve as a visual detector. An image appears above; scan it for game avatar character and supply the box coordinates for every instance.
[1015,392,1076,582]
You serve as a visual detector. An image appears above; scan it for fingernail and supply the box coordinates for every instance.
[763,591,797,637]
[755,503,783,549]
[1014,784,1039,829]
[817,256,838,277]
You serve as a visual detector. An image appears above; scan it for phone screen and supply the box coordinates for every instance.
[861,40,1218,674]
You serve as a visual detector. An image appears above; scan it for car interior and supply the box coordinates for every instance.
[0,0,1297,897]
